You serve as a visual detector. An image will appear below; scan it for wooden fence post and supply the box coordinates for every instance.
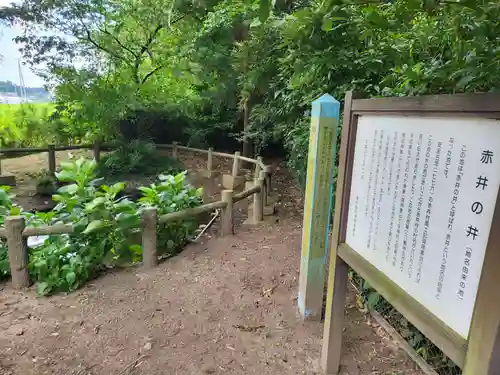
[141,207,158,268]
[264,165,272,193]
[254,156,263,180]
[48,144,56,173]
[253,172,265,223]
[207,147,213,178]
[221,190,234,236]
[5,216,30,288]
[93,140,101,162]
[172,142,178,158]
[232,151,240,178]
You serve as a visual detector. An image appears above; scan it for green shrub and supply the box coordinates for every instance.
[96,140,184,179]
[33,169,58,196]
[0,103,59,148]
[0,243,8,279]
[0,186,21,279]
[139,172,203,255]
[28,235,107,295]
[0,158,203,295]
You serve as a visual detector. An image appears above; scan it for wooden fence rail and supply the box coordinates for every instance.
[0,142,274,289]
[0,142,267,174]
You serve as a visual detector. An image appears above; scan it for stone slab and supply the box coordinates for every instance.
[0,174,16,187]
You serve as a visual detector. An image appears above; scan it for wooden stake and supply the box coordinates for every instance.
[221,190,234,236]
[207,147,213,178]
[253,172,265,223]
[172,142,178,158]
[264,165,272,197]
[93,140,101,162]
[5,216,30,288]
[321,90,356,373]
[254,157,262,180]
[48,144,56,173]
[263,165,271,206]
[232,152,240,178]
[141,208,157,268]
[463,189,500,375]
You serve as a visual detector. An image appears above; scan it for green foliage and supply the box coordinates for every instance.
[2,1,497,371]
[0,103,80,147]
[0,186,14,224]
[96,140,184,179]
[246,0,500,186]
[139,172,203,253]
[2,1,497,372]
[6,0,499,179]
[0,243,9,279]
[0,158,202,295]
[0,186,19,279]
[28,235,107,295]
[32,169,58,196]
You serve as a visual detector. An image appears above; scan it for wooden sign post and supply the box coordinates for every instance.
[298,94,340,320]
[321,91,500,374]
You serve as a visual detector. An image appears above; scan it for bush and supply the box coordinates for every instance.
[0,244,8,279]
[29,235,107,295]
[34,169,58,196]
[139,172,203,254]
[0,186,22,279]
[0,158,203,295]
[96,140,184,179]
[0,103,60,148]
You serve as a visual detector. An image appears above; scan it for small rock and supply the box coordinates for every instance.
[15,328,25,336]
[143,342,152,351]
[50,332,59,337]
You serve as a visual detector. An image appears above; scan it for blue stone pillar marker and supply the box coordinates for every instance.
[298,94,340,320]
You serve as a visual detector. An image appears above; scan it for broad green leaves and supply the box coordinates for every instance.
[259,0,270,22]
[0,148,202,295]
[83,219,106,234]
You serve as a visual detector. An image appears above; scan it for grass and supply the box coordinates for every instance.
[0,103,56,148]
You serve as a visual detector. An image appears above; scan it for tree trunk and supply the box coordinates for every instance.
[242,100,253,164]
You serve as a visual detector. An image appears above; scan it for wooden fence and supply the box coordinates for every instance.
[0,142,273,289]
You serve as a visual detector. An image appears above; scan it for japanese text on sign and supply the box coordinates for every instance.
[345,116,500,338]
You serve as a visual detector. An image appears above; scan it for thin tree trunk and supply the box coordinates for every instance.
[242,100,253,164]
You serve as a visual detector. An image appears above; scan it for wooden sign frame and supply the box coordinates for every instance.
[321,91,500,375]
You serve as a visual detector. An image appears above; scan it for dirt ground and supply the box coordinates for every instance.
[0,150,424,375]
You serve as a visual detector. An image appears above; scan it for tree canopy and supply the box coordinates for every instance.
[2,0,499,183]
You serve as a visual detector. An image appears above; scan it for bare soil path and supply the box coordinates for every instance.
[0,150,424,375]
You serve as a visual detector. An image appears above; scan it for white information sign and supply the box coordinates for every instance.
[346,116,500,338]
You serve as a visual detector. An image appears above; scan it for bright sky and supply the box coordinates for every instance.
[0,0,46,87]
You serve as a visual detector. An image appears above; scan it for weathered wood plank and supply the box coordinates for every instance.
[158,201,227,224]
[463,189,500,375]
[352,92,500,117]
[232,185,260,203]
